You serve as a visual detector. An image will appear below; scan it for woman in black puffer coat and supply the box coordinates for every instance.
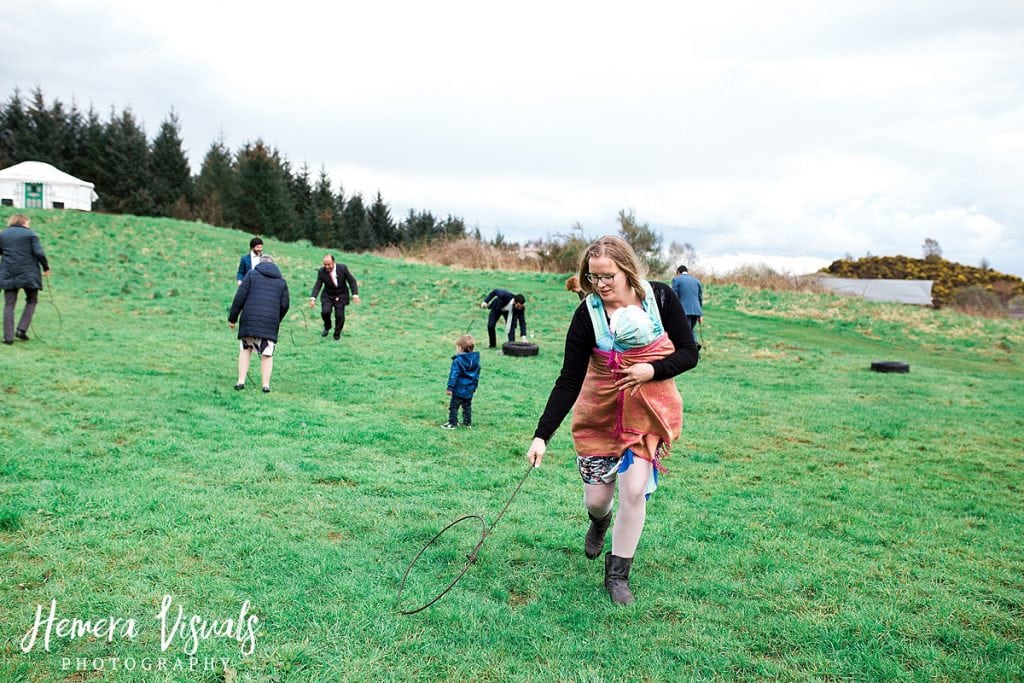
[228,255,289,392]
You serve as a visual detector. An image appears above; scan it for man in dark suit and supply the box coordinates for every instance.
[480,288,526,348]
[236,237,263,285]
[309,254,360,340]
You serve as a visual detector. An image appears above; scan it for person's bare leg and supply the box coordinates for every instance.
[610,457,652,558]
[237,348,252,385]
[260,354,274,389]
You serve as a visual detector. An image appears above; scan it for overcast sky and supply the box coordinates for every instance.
[3,1,1023,275]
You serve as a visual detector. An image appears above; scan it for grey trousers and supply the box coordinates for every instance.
[4,288,39,342]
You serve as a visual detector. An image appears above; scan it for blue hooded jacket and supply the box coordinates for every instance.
[447,351,481,399]
[228,261,290,342]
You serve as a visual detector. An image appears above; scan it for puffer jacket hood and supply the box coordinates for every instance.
[448,351,481,398]
[253,261,283,279]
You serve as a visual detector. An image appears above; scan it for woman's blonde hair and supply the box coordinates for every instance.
[576,236,647,301]
[7,214,29,227]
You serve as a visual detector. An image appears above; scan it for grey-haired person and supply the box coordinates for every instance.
[0,214,51,345]
[228,254,290,392]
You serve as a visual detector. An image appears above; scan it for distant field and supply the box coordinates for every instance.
[1,209,1021,682]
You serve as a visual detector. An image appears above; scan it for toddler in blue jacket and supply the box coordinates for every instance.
[443,334,481,429]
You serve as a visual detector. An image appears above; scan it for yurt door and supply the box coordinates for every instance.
[24,182,43,208]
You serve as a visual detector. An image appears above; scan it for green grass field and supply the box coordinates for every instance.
[1,209,1022,682]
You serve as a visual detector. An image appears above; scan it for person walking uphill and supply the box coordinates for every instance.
[310,254,360,340]
[228,255,290,393]
[0,214,51,345]
[671,265,703,347]
[526,236,698,604]
[480,288,526,348]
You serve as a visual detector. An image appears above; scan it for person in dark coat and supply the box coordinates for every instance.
[443,334,481,429]
[309,254,360,340]
[480,288,527,348]
[236,237,263,285]
[0,214,50,345]
[228,255,290,392]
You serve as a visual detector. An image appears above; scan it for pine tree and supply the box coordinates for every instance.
[288,163,315,243]
[195,135,236,226]
[232,140,296,236]
[341,193,368,251]
[24,87,64,165]
[149,110,194,218]
[0,89,30,167]
[366,191,397,246]
[60,101,86,177]
[309,167,338,247]
[440,214,467,241]
[99,107,152,215]
[330,184,347,249]
[70,107,106,190]
[399,209,438,245]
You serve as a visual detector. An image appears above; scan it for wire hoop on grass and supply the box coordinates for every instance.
[30,283,63,344]
[285,307,315,347]
[397,463,535,615]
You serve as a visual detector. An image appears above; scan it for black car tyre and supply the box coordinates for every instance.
[870,361,910,373]
[503,341,539,357]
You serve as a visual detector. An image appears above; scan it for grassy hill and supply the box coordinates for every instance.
[1,209,1022,681]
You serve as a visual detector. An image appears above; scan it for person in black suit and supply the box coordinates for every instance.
[480,288,526,348]
[309,254,360,340]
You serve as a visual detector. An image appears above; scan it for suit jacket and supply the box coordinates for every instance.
[236,252,260,282]
[483,288,515,311]
[310,263,358,304]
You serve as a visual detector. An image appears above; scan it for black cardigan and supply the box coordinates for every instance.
[533,280,698,443]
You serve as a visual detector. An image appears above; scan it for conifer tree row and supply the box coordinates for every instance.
[0,87,464,251]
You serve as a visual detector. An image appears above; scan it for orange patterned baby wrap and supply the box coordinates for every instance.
[570,332,683,469]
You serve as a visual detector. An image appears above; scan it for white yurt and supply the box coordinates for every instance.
[0,160,98,211]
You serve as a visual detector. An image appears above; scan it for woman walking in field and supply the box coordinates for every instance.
[526,236,699,604]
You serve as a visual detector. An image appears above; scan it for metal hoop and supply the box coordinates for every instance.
[396,514,487,615]
[397,464,534,615]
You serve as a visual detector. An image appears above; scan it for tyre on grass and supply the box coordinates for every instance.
[870,361,910,373]
[503,341,539,357]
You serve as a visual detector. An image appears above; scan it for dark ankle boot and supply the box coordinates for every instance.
[604,553,634,604]
[585,511,612,559]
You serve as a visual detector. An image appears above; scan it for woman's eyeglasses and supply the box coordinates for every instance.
[585,273,616,284]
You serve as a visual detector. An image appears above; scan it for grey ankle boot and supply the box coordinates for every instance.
[604,553,634,604]
[585,511,612,559]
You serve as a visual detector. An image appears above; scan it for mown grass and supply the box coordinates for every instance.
[1,208,1022,682]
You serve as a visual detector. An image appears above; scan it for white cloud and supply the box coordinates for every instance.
[2,0,1023,275]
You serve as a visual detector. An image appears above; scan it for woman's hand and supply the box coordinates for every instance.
[527,437,546,468]
[614,362,654,395]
